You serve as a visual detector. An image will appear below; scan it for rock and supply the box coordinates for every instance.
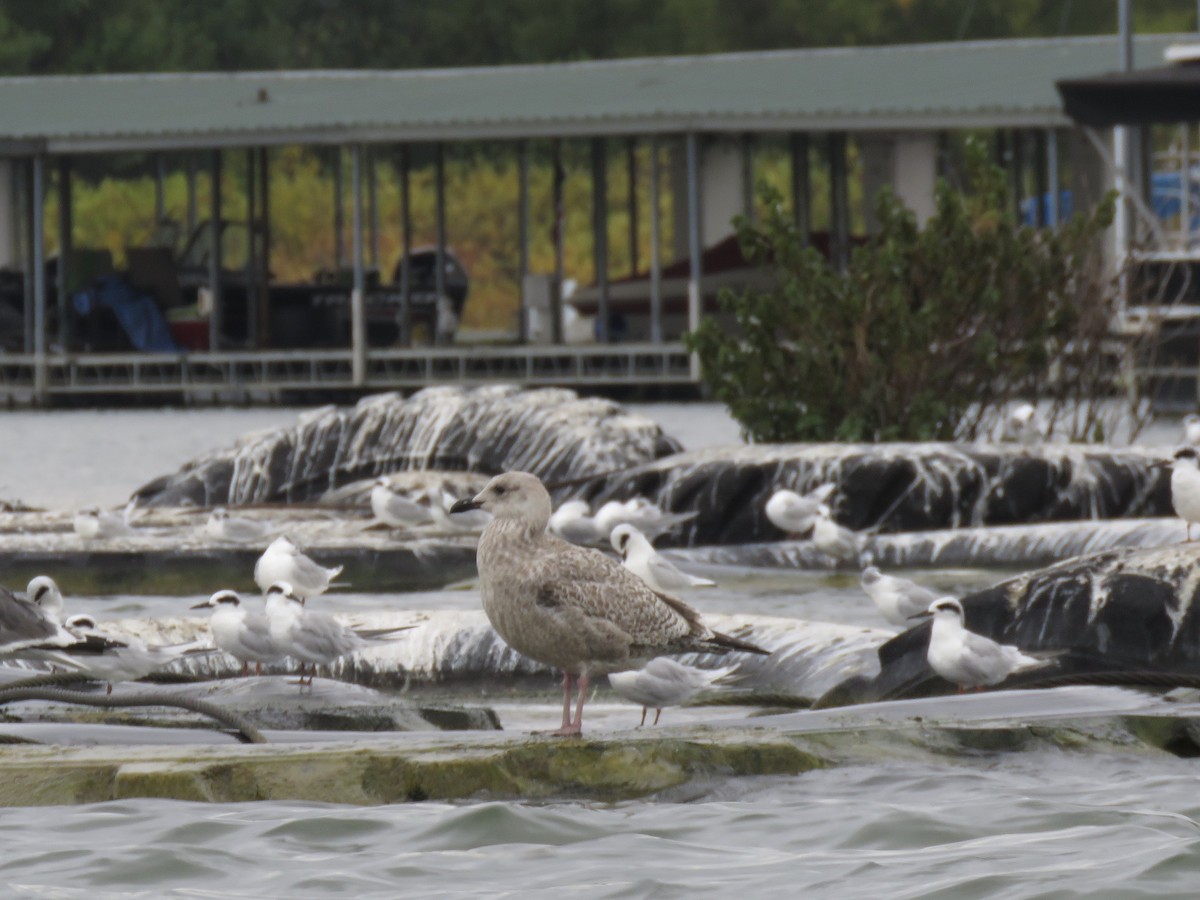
[676,518,1187,570]
[1,676,501,734]
[132,387,680,507]
[817,543,1200,705]
[0,732,823,805]
[580,443,1171,546]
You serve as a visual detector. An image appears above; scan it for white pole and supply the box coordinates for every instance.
[351,144,366,386]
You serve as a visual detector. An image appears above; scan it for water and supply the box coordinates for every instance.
[2,755,1197,897]
[1,402,1198,897]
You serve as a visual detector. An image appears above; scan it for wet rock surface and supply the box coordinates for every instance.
[131,387,680,507]
[581,443,1172,546]
[821,543,1200,705]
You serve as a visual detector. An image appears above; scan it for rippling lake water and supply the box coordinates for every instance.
[1,403,1197,897]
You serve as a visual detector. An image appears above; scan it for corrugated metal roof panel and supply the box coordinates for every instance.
[0,34,1185,152]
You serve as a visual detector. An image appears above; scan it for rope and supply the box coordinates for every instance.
[0,686,267,744]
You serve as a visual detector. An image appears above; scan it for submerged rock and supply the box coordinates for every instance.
[581,443,1171,546]
[132,387,680,507]
[819,543,1200,705]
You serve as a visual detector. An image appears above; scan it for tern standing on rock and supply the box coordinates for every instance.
[205,508,272,544]
[263,581,415,687]
[610,524,715,592]
[254,536,343,597]
[860,566,939,628]
[608,657,737,727]
[451,471,768,736]
[191,590,283,676]
[369,478,435,529]
[1162,448,1200,541]
[913,597,1050,692]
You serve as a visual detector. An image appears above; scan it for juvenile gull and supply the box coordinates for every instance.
[610,524,715,592]
[451,471,768,736]
[764,483,837,537]
[370,478,435,529]
[263,581,416,686]
[254,536,344,598]
[608,657,737,726]
[860,566,939,628]
[205,508,273,544]
[191,589,283,676]
[912,597,1051,691]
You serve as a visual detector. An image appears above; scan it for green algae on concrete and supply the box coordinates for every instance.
[0,732,823,807]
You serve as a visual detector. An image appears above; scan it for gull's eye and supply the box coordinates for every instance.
[493,486,506,496]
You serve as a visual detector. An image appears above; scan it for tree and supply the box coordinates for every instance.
[685,139,1126,443]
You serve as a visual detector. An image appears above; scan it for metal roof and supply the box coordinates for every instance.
[0,34,1190,155]
[1059,64,1200,127]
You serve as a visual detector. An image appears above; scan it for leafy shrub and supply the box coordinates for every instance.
[685,140,1121,442]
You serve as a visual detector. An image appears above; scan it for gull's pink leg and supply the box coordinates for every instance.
[241,661,249,677]
[255,662,263,676]
[556,672,575,731]
[571,674,590,731]
[639,706,647,728]
[653,708,662,726]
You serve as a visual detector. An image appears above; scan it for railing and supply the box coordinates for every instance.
[0,343,696,402]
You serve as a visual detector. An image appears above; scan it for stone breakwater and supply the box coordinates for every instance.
[581,442,1173,545]
[820,542,1200,705]
[133,386,680,507]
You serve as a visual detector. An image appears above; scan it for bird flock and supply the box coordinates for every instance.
[18,406,1199,731]
[0,533,415,696]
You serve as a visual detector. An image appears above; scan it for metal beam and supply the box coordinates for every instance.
[626,137,638,275]
[828,132,850,271]
[1034,129,1048,227]
[592,137,609,343]
[399,144,412,346]
[685,132,702,379]
[258,146,271,348]
[154,153,166,227]
[517,139,530,342]
[552,139,564,344]
[245,148,258,348]
[19,160,32,353]
[741,133,755,222]
[351,144,367,385]
[649,137,663,344]
[790,132,810,245]
[186,154,197,237]
[32,155,46,400]
[1047,129,1060,228]
[55,156,71,350]
[333,147,344,269]
[434,143,447,345]
[367,147,379,269]
[208,149,222,352]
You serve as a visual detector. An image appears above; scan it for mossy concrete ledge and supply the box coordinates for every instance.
[0,732,823,806]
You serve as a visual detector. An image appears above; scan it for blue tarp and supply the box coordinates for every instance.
[72,276,180,352]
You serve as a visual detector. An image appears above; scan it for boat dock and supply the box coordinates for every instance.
[0,343,696,403]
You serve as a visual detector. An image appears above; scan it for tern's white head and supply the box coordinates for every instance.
[610,523,643,557]
[815,503,833,522]
[860,566,882,587]
[265,580,301,603]
[915,596,965,624]
[1172,447,1200,472]
[267,536,301,556]
[191,589,241,611]
[452,472,551,529]
[27,576,64,618]
[209,508,229,523]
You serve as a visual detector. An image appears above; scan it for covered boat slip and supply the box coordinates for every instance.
[0,34,1182,403]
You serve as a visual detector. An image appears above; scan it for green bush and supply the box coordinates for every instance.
[685,140,1118,443]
